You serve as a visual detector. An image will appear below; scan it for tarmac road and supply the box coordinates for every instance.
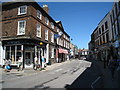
[1,59,102,89]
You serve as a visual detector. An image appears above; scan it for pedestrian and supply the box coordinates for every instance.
[4,59,11,72]
[108,56,117,79]
[102,51,106,69]
[41,56,45,70]
[8,58,12,70]
[44,58,47,67]
[116,59,120,89]
[33,56,38,70]
[17,57,23,71]
[106,50,110,66]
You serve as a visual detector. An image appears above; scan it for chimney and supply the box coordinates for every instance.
[43,5,49,14]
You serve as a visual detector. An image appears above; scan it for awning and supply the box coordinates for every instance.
[58,48,68,54]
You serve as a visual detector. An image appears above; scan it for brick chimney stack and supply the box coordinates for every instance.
[43,5,49,14]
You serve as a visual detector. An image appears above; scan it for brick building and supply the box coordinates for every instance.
[0,2,70,68]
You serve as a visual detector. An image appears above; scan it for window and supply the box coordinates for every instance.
[45,17,49,25]
[103,35,105,44]
[51,22,54,29]
[51,48,54,58]
[51,32,54,43]
[105,21,108,30]
[106,33,109,43]
[45,30,48,40]
[36,24,41,37]
[17,20,26,35]
[18,6,27,15]
[102,25,104,33]
[64,40,65,47]
[57,27,59,32]
[57,38,59,44]
[37,10,42,20]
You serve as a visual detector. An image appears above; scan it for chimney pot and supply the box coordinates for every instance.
[43,4,49,14]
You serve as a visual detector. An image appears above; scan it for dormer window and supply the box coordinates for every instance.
[37,10,42,20]
[45,17,49,25]
[51,22,54,29]
[18,6,27,15]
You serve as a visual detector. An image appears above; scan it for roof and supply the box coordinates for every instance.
[79,49,88,52]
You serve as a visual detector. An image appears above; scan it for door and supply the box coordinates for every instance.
[25,52,33,68]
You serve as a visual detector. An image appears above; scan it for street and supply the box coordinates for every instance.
[1,59,103,89]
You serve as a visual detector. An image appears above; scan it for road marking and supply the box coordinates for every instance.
[55,69,62,72]
[49,69,63,74]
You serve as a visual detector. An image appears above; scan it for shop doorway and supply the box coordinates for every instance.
[25,52,34,68]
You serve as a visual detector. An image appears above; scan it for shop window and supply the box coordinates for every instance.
[18,5,27,15]
[16,52,21,60]
[17,45,21,50]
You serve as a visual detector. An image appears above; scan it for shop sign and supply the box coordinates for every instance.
[40,42,43,45]
[114,40,119,48]
[59,48,68,54]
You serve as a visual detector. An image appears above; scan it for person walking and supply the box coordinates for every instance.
[117,59,120,89]
[102,51,106,69]
[17,57,23,71]
[4,59,11,72]
[106,50,110,67]
[33,56,38,70]
[41,56,45,70]
[108,56,117,79]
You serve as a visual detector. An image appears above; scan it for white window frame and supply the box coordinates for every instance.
[45,30,48,40]
[51,22,54,29]
[17,20,26,35]
[51,32,54,43]
[57,38,59,44]
[18,5,27,15]
[51,48,54,58]
[57,27,59,32]
[64,40,65,47]
[45,17,49,25]
[36,24,41,38]
[37,10,42,20]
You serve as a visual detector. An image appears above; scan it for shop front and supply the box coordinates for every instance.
[58,48,68,63]
[2,39,46,69]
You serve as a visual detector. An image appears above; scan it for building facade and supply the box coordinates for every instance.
[1,2,70,68]
[89,1,120,61]
[78,49,89,60]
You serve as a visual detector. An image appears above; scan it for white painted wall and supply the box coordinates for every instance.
[0,41,3,66]
[46,44,49,63]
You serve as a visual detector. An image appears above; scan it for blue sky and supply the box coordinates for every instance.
[39,2,113,49]
[2,1,113,49]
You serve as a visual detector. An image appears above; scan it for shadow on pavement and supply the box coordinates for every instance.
[64,60,104,89]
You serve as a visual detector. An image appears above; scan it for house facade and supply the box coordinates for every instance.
[1,2,70,68]
[89,1,120,61]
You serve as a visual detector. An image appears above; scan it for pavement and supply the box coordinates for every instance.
[1,59,119,89]
[91,60,119,88]
[0,59,72,82]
